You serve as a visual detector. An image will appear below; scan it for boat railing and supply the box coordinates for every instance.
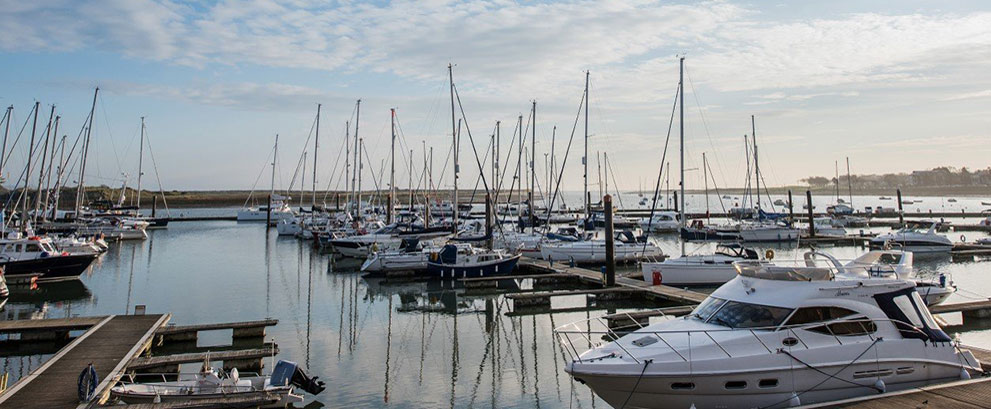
[554,315,930,366]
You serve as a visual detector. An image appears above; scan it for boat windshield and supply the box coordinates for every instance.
[690,297,793,329]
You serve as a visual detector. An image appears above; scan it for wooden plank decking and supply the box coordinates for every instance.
[0,316,105,334]
[127,347,279,370]
[0,314,170,409]
[520,258,708,304]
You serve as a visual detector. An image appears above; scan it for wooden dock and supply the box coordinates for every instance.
[155,319,278,343]
[0,314,171,409]
[520,258,708,305]
[127,346,278,371]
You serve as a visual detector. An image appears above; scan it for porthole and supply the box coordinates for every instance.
[758,379,778,388]
[671,382,695,390]
[725,380,747,390]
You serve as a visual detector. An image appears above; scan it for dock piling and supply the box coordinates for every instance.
[806,190,815,238]
[266,194,272,228]
[897,188,904,225]
[604,194,615,287]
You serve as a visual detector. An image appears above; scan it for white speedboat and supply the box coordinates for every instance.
[870,222,953,253]
[808,217,846,236]
[330,222,449,258]
[52,235,106,256]
[641,244,766,286]
[361,238,438,274]
[639,211,679,233]
[558,261,981,409]
[110,360,324,408]
[540,231,663,264]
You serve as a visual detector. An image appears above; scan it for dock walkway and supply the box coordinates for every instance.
[0,314,170,409]
[520,258,708,304]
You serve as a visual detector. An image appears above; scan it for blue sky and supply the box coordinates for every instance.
[1,0,990,192]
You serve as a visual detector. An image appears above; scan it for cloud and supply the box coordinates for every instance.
[941,89,991,101]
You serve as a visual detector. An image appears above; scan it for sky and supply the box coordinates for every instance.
[1,0,990,194]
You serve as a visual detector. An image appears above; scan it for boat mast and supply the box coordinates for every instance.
[33,104,54,223]
[23,101,39,227]
[703,152,710,223]
[530,100,536,231]
[408,148,413,211]
[846,157,853,207]
[583,71,590,219]
[679,57,686,256]
[75,87,99,220]
[751,115,759,216]
[449,64,458,234]
[271,134,279,201]
[389,108,396,224]
[550,125,556,206]
[344,121,350,214]
[312,103,320,208]
[0,105,11,180]
[42,115,60,218]
[299,152,306,208]
[136,117,145,209]
[354,100,361,217]
[834,160,840,203]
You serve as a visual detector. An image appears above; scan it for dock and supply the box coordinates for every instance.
[519,258,708,305]
[0,314,170,409]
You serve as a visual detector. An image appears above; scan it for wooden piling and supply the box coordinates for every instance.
[485,193,493,249]
[152,195,158,218]
[897,188,904,225]
[787,190,794,224]
[604,194,615,287]
[806,190,815,238]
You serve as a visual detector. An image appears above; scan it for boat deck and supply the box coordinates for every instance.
[0,314,170,409]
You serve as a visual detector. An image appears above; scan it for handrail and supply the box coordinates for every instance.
[555,317,934,365]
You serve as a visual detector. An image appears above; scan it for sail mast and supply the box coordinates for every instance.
[23,101,39,226]
[530,100,536,231]
[312,104,320,208]
[583,71,590,219]
[271,134,278,200]
[0,105,11,180]
[354,100,361,217]
[751,115,759,216]
[846,157,853,207]
[389,108,396,224]
[75,87,99,220]
[33,104,55,223]
[136,117,145,209]
[679,57,686,256]
[448,64,458,234]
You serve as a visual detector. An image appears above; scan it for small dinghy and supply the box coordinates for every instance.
[110,360,324,408]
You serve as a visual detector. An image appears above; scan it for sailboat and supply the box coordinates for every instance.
[238,135,295,222]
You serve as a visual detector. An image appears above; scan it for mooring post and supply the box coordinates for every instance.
[152,195,158,218]
[896,188,904,225]
[673,191,679,213]
[386,193,393,224]
[787,190,794,224]
[806,190,815,238]
[425,199,432,227]
[266,194,272,228]
[604,194,616,287]
[335,192,341,211]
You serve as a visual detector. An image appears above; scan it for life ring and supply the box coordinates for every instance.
[764,249,775,260]
[960,234,967,243]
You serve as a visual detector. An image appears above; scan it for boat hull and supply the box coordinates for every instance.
[1,254,98,282]
[428,255,520,279]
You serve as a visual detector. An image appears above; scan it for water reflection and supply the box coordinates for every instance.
[0,220,990,407]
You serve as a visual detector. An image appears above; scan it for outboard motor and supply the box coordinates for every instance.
[271,360,326,395]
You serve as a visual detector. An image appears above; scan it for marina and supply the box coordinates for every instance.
[3,2,991,407]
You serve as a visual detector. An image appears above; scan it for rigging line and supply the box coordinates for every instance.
[606,155,625,210]
[760,338,883,409]
[140,124,171,215]
[543,85,587,231]
[97,93,126,180]
[705,153,729,215]
[243,144,277,208]
[361,141,384,195]
[642,82,680,246]
[1,102,38,173]
[321,132,349,203]
[619,360,651,409]
[451,84,490,193]
[684,63,731,190]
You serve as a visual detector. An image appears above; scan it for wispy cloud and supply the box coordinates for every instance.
[941,89,991,101]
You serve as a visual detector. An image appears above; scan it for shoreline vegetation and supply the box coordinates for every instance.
[2,183,989,210]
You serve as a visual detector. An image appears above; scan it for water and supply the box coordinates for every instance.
[2,215,991,407]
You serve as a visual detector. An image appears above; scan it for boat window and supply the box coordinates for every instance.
[689,297,727,322]
[724,381,747,390]
[670,382,695,390]
[893,295,923,328]
[877,253,902,265]
[26,244,42,252]
[707,300,792,329]
[808,320,877,336]
[758,379,778,388]
[785,307,858,327]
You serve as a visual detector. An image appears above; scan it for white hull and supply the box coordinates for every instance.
[641,260,754,286]
[739,227,800,242]
[276,220,303,236]
[361,252,429,273]
[540,242,662,264]
[237,210,295,222]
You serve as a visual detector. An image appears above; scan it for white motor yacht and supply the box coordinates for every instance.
[870,222,953,253]
[558,262,980,409]
[237,194,296,222]
[641,244,766,286]
[639,211,680,233]
[540,231,663,264]
[738,221,800,242]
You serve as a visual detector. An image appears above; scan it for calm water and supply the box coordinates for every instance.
[2,216,991,408]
